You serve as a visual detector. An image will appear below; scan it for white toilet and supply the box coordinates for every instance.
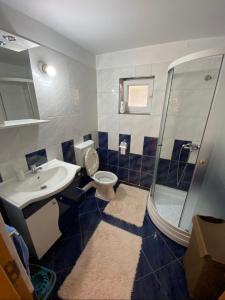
[75,140,118,201]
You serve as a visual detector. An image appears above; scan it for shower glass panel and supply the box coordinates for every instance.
[180,55,225,232]
[151,54,223,229]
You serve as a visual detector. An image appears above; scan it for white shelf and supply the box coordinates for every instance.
[0,77,33,83]
[0,119,49,129]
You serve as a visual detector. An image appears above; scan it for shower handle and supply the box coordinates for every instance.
[182,143,200,151]
[197,159,206,166]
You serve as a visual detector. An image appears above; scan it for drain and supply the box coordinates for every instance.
[40,185,47,190]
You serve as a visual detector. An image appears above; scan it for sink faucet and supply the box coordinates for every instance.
[30,164,42,174]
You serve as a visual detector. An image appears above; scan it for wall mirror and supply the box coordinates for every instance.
[0,29,46,127]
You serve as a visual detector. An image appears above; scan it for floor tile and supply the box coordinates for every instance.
[52,234,82,272]
[38,247,54,270]
[134,250,153,281]
[142,214,158,238]
[132,272,168,300]
[37,185,190,300]
[155,260,191,300]
[50,267,72,300]
[79,210,102,234]
[95,197,108,210]
[60,218,80,240]
[101,212,132,233]
[160,233,187,259]
[85,188,96,198]
[81,230,96,250]
[142,232,176,271]
[79,196,98,214]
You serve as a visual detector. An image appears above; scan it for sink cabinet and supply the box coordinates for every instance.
[25,198,61,259]
[0,175,85,259]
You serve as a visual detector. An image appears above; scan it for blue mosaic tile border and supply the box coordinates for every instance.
[61,140,76,164]
[156,139,196,191]
[25,149,48,169]
[83,133,92,141]
[97,132,195,191]
[97,132,157,188]
[24,133,195,192]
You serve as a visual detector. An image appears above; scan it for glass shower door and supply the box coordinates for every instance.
[180,55,225,232]
[151,53,223,228]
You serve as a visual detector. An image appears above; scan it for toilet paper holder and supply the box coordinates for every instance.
[119,139,128,155]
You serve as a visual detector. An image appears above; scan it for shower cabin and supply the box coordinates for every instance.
[148,49,225,246]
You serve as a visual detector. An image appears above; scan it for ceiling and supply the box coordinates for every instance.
[1,0,225,54]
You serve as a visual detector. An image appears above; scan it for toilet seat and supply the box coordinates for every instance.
[84,148,118,186]
[84,148,99,176]
[93,171,118,185]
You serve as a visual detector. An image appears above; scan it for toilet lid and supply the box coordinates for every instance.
[84,148,99,176]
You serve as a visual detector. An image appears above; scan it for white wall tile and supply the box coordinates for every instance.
[151,90,165,116]
[135,64,152,77]
[101,68,120,92]
[152,62,169,91]
[108,131,119,151]
[130,133,144,155]
[0,45,98,180]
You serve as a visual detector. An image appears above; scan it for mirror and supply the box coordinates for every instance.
[0,30,40,123]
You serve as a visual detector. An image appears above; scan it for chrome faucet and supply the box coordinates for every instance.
[30,164,42,174]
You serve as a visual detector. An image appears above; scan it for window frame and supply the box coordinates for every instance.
[120,76,154,115]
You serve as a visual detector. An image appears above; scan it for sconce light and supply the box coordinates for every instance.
[41,63,56,77]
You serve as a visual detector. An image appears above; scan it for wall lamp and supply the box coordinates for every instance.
[41,63,56,77]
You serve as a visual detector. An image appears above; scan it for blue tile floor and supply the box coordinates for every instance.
[38,185,191,300]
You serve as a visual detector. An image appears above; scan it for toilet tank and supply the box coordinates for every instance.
[74,140,94,167]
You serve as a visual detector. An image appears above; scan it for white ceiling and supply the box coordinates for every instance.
[2,0,225,54]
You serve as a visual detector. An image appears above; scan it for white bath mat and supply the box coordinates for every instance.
[58,221,141,299]
[103,184,149,227]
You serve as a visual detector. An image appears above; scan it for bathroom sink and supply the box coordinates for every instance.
[0,159,81,208]
[15,166,68,192]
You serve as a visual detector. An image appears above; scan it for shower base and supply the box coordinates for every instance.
[155,185,186,227]
[147,184,190,246]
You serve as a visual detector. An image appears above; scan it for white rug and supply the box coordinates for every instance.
[58,221,142,299]
[104,184,149,227]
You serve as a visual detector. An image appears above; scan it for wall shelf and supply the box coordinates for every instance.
[0,119,49,129]
[0,77,33,83]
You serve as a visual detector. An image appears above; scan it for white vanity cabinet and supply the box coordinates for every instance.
[25,198,62,259]
[1,196,63,259]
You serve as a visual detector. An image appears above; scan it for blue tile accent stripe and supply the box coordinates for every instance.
[96,133,195,191]
[83,134,92,141]
[172,139,191,162]
[62,140,76,164]
[96,134,158,188]
[98,131,108,149]
[25,149,47,169]
[143,137,158,156]
[156,139,195,191]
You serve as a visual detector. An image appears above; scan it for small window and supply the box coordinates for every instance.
[120,77,154,114]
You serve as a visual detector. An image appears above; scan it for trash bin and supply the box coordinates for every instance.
[184,215,225,300]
